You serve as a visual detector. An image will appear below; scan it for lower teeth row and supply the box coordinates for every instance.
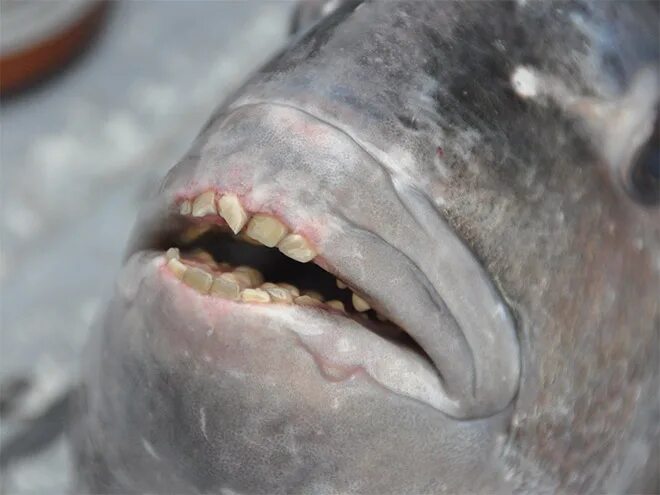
[164,247,367,314]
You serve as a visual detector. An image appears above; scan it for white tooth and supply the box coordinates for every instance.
[189,249,217,268]
[167,258,187,279]
[234,266,264,287]
[241,288,271,303]
[336,279,347,289]
[210,273,241,300]
[263,286,293,303]
[180,224,211,243]
[165,247,180,260]
[218,194,249,234]
[246,214,288,247]
[183,267,213,293]
[277,283,300,297]
[179,200,192,215]
[217,262,233,272]
[191,191,217,217]
[352,293,371,312]
[302,290,324,301]
[327,300,345,312]
[260,282,279,290]
[294,295,323,307]
[277,234,317,263]
[232,272,254,288]
[239,232,262,246]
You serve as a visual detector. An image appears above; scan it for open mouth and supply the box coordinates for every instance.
[126,103,519,419]
[158,189,434,367]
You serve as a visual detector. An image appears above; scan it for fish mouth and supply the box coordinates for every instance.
[133,194,450,413]
[126,103,520,419]
[163,224,425,361]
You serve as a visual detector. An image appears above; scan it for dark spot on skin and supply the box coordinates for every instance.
[600,51,627,89]
[436,147,444,158]
[628,113,660,206]
[0,375,31,417]
[261,0,364,74]
[397,113,419,130]
[392,15,406,30]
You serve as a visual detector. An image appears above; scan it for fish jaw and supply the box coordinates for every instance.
[74,251,513,494]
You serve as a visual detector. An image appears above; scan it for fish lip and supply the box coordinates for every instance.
[123,251,455,413]
[127,102,520,419]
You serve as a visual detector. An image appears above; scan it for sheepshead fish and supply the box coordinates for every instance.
[72,1,660,493]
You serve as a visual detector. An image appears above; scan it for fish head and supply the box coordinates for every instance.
[75,1,659,493]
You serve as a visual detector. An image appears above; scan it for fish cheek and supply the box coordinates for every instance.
[75,258,515,493]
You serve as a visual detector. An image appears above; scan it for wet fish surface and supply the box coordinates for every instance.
[72,1,660,493]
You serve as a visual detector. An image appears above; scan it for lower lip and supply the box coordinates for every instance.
[150,257,450,412]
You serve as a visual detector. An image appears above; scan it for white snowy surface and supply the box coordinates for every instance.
[0,2,291,492]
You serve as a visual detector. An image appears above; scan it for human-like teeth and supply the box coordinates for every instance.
[217,262,233,272]
[180,224,212,243]
[234,266,264,287]
[277,283,300,297]
[352,293,371,312]
[277,234,316,263]
[191,191,217,217]
[336,279,348,289]
[217,194,249,234]
[246,214,288,247]
[299,291,324,307]
[166,247,180,260]
[229,272,252,289]
[189,249,217,267]
[166,257,187,279]
[210,273,242,300]
[261,285,293,303]
[302,290,324,301]
[179,200,192,215]
[238,232,262,246]
[326,300,345,312]
[241,288,271,303]
[183,267,213,293]
[295,295,323,306]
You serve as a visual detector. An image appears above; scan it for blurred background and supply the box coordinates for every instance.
[0,1,293,492]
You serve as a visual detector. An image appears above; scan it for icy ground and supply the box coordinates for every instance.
[0,2,291,492]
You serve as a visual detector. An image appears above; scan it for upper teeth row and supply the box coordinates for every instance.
[179,191,316,263]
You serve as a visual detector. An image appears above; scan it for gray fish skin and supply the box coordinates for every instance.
[72,1,660,494]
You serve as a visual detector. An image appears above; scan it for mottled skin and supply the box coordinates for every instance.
[73,2,659,494]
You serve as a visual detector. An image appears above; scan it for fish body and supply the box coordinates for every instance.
[73,2,660,493]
